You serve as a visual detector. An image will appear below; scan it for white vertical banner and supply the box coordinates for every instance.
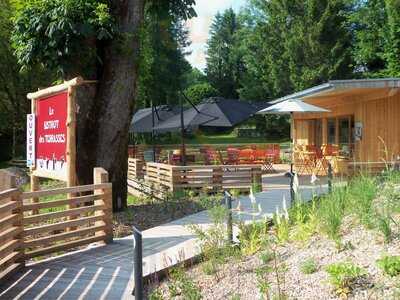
[26,114,35,167]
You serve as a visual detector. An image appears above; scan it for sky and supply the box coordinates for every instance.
[185,0,247,71]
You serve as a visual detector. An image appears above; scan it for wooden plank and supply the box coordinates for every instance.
[0,226,21,244]
[24,233,106,259]
[27,77,83,99]
[0,251,22,273]
[0,261,23,282]
[21,183,112,200]
[24,214,104,236]
[0,239,21,261]
[23,204,105,225]
[0,200,18,216]
[24,223,106,248]
[0,214,19,232]
[0,189,20,201]
[22,194,103,212]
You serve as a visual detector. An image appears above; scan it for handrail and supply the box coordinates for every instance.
[0,167,113,280]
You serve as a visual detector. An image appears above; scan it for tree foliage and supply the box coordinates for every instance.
[136,3,192,108]
[0,0,51,159]
[205,8,244,98]
[12,0,115,78]
[184,82,219,104]
[351,0,400,77]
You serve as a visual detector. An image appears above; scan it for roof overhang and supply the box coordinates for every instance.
[270,78,400,104]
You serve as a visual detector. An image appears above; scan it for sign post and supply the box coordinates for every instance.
[27,77,84,210]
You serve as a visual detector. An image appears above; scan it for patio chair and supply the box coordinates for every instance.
[293,145,309,175]
[202,148,219,165]
[272,144,281,163]
[238,148,255,164]
[254,149,275,173]
[313,147,330,175]
[226,147,240,165]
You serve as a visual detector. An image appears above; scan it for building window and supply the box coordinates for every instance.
[327,118,336,144]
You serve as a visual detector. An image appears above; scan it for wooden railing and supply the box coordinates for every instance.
[144,162,262,192]
[0,168,113,280]
[128,158,145,180]
[0,171,24,281]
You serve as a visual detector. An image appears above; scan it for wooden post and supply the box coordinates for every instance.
[0,171,25,272]
[212,166,223,190]
[0,170,15,191]
[335,117,339,145]
[322,118,328,145]
[251,167,262,193]
[30,97,39,215]
[66,86,77,190]
[94,168,113,244]
[66,86,77,230]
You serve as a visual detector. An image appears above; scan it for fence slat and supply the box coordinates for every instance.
[0,251,22,274]
[22,194,104,212]
[24,234,106,259]
[0,226,22,245]
[24,214,105,236]
[24,224,106,248]
[23,204,105,225]
[21,183,112,200]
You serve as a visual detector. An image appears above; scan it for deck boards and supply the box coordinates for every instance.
[0,171,329,300]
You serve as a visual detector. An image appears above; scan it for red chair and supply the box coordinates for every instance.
[238,149,255,164]
[226,148,240,165]
[202,148,220,165]
[272,144,281,163]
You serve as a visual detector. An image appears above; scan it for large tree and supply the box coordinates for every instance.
[136,3,192,108]
[0,0,51,160]
[12,0,196,210]
[351,0,400,77]
[205,8,244,98]
[239,0,354,98]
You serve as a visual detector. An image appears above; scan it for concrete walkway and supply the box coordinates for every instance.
[0,171,329,300]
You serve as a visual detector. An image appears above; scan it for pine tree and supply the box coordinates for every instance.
[205,8,244,98]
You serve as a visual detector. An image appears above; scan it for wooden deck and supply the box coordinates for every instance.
[0,169,330,300]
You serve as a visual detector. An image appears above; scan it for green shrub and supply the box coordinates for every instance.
[325,262,366,297]
[376,255,400,277]
[347,175,377,228]
[290,200,318,243]
[202,260,218,275]
[300,258,318,274]
[148,287,164,300]
[168,266,202,299]
[238,221,268,255]
[273,212,290,244]
[259,250,274,264]
[376,214,392,243]
[317,187,346,244]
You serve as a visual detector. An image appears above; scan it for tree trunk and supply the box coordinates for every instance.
[93,0,144,211]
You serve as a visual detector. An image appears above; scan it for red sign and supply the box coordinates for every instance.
[35,92,68,172]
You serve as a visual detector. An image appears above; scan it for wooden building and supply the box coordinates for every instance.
[271,78,400,173]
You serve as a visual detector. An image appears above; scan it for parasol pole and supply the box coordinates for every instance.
[151,102,156,162]
[290,111,294,174]
[180,96,186,166]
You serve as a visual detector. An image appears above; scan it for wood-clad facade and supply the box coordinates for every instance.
[293,87,400,163]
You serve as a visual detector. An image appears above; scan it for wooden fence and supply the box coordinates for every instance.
[128,158,145,180]
[0,168,113,280]
[144,162,262,192]
[0,171,24,281]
